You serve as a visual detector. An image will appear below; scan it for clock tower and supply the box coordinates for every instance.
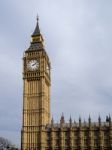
[21,18,51,150]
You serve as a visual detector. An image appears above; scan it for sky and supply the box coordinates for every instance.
[0,0,112,147]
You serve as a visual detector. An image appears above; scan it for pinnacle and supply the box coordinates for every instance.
[32,18,40,37]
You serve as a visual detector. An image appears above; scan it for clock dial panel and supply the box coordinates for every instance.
[27,59,39,71]
[46,64,50,74]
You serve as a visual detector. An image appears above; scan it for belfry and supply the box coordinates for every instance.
[21,19,112,150]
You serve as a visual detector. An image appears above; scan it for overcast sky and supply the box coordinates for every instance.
[0,0,112,147]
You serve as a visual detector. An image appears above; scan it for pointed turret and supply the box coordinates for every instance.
[51,117,54,126]
[88,115,91,127]
[69,116,72,127]
[79,116,81,127]
[109,114,111,127]
[98,115,101,126]
[32,17,41,37]
[60,113,65,124]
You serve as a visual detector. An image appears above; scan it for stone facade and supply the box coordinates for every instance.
[21,19,112,150]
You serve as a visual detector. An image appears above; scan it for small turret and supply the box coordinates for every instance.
[51,117,54,126]
[98,115,101,126]
[109,114,111,127]
[106,115,109,122]
[88,115,91,127]
[60,113,65,125]
[79,117,81,127]
[69,116,72,127]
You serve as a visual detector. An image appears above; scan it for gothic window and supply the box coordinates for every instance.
[65,132,69,138]
[74,131,79,138]
[94,139,99,147]
[56,132,59,137]
[55,139,59,146]
[65,139,69,146]
[94,131,99,139]
[74,139,79,146]
[47,132,50,138]
[47,140,50,146]
[84,131,89,137]
[84,138,88,145]
[104,138,109,145]
[104,130,109,137]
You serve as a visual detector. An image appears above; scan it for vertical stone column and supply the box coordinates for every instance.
[79,118,84,150]
[98,116,103,150]
[69,128,74,150]
[60,127,64,150]
[40,129,46,150]
[79,129,84,150]
[88,129,94,150]
[99,129,103,150]
[88,117,93,150]
[109,118,112,149]
[51,127,54,150]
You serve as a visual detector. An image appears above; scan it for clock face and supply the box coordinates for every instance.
[46,64,50,74]
[27,60,39,71]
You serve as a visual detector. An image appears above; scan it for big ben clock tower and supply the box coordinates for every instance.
[21,18,51,150]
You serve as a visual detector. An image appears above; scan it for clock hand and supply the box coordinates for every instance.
[32,63,37,66]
